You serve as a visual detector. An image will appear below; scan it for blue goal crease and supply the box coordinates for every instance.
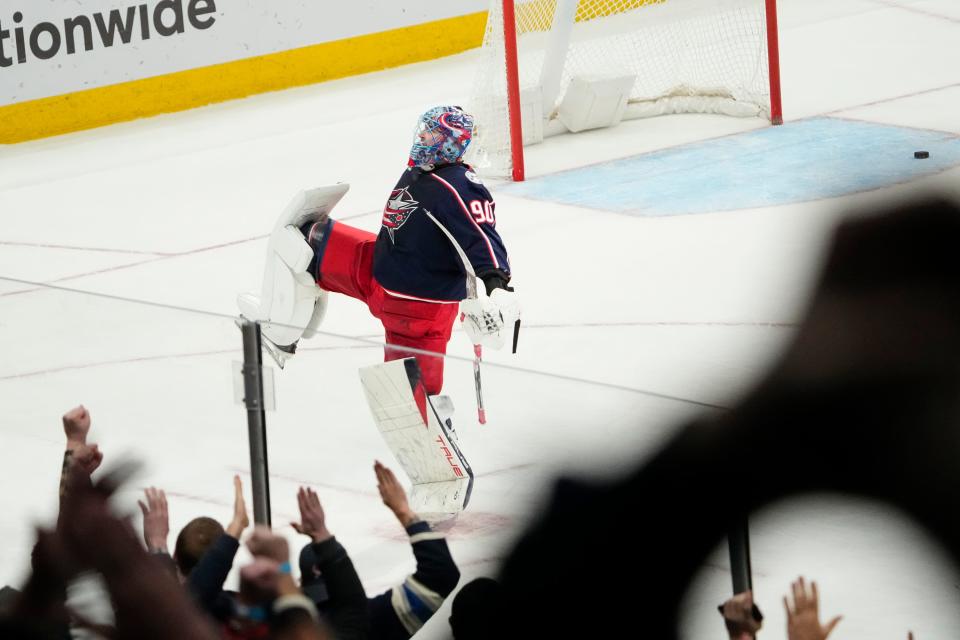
[500,117,960,217]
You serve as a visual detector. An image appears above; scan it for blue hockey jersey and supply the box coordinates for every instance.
[373,163,511,302]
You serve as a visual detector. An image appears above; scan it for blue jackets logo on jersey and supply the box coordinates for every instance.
[382,187,419,243]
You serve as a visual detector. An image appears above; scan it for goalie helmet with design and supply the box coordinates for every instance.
[409,105,475,169]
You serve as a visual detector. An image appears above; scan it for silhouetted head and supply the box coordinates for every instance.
[174,516,224,576]
[449,577,504,640]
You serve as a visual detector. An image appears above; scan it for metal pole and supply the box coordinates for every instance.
[728,516,753,594]
[240,319,271,526]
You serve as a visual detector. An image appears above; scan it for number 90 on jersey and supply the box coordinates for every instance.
[469,200,496,224]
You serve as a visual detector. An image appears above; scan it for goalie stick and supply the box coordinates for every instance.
[473,344,486,424]
[424,210,490,424]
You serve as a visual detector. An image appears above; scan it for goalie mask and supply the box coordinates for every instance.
[409,105,474,169]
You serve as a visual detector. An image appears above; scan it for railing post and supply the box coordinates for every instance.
[239,319,271,526]
[728,517,753,594]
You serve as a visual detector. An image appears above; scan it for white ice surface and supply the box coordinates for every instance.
[2,1,960,637]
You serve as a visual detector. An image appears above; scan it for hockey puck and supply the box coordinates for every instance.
[914,150,929,159]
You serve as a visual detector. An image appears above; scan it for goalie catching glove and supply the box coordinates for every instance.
[460,287,520,350]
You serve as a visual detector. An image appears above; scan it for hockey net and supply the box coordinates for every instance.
[466,0,782,179]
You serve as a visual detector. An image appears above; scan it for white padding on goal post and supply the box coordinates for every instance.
[624,89,764,120]
[359,359,474,518]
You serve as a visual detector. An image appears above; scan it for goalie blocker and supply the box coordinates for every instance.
[360,358,474,520]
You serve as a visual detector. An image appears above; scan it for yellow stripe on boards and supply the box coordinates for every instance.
[516,0,667,37]
[0,11,488,144]
[576,0,667,22]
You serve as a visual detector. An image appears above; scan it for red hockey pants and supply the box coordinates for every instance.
[315,221,459,395]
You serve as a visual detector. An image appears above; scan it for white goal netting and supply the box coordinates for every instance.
[467,0,776,177]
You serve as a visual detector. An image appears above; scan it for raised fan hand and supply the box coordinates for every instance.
[246,524,290,564]
[374,460,417,527]
[138,486,170,553]
[291,486,332,543]
[72,444,104,475]
[783,577,841,640]
[62,405,92,449]
[226,475,250,539]
[719,590,762,640]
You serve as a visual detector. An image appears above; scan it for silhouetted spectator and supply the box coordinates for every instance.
[448,577,504,640]
[367,460,460,639]
[5,461,219,639]
[0,586,20,617]
[174,517,227,578]
[58,405,103,511]
[291,485,368,640]
[140,475,250,618]
[8,404,108,640]
[293,461,460,640]
[494,197,960,639]
[243,525,333,640]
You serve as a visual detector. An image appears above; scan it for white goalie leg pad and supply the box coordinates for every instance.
[238,184,349,347]
[408,482,470,523]
[359,359,474,519]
